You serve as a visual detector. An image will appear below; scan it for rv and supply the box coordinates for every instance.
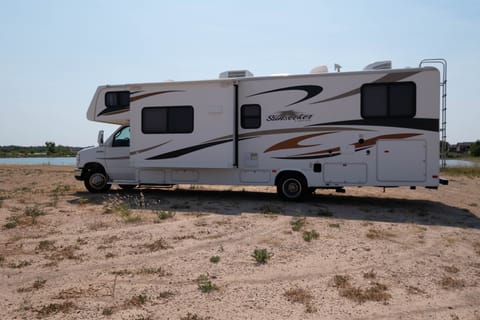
[75,60,447,201]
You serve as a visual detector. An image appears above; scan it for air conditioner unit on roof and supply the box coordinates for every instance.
[219,70,254,79]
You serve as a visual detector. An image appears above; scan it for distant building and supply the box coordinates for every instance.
[449,142,474,153]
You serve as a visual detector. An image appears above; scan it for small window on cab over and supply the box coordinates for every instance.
[105,91,130,108]
[241,104,261,129]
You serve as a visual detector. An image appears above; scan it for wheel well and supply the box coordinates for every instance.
[81,163,106,180]
[275,170,307,186]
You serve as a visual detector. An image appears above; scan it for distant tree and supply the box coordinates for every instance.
[470,140,480,157]
[440,140,450,154]
[45,141,56,155]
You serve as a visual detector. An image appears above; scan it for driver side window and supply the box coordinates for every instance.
[112,127,130,147]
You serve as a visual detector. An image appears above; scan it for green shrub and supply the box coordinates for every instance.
[252,248,273,264]
[303,230,319,242]
[209,256,220,263]
[24,206,46,224]
[156,210,175,220]
[197,274,218,293]
[290,217,306,231]
[3,215,19,229]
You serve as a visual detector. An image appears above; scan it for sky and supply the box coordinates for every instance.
[1,0,479,146]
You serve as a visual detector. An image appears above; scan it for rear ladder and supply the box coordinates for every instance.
[419,58,447,168]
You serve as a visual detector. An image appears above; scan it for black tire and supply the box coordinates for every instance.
[119,184,136,190]
[276,173,307,201]
[84,169,111,193]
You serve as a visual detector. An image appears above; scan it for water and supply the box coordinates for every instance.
[444,159,478,167]
[0,157,75,166]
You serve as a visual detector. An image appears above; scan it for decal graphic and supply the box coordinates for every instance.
[266,110,313,122]
[310,71,420,104]
[248,85,323,107]
[264,132,333,153]
[272,133,421,160]
[130,90,183,102]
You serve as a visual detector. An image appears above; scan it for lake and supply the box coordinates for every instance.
[445,159,479,167]
[0,157,76,166]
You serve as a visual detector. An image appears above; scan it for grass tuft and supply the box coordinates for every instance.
[158,291,175,299]
[36,240,56,251]
[24,206,46,224]
[366,228,396,240]
[156,210,175,221]
[18,279,47,293]
[3,215,19,229]
[303,230,319,242]
[333,275,391,303]
[284,287,316,313]
[180,313,211,320]
[127,294,148,306]
[252,248,273,264]
[36,301,75,317]
[143,238,171,252]
[290,217,306,232]
[209,255,220,263]
[103,196,141,222]
[197,274,218,293]
[441,165,480,177]
[439,276,465,289]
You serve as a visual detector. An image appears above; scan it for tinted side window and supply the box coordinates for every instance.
[361,82,416,118]
[241,104,261,129]
[112,127,130,147]
[105,91,130,108]
[142,106,193,134]
[389,82,416,117]
[361,85,388,117]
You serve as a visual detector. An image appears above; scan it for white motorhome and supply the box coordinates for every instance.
[75,60,447,200]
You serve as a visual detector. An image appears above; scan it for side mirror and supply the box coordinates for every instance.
[97,130,104,146]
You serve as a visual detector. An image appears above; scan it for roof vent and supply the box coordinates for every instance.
[364,60,392,70]
[219,70,253,79]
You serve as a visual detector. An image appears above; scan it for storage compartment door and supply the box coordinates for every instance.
[377,140,426,182]
[324,163,367,185]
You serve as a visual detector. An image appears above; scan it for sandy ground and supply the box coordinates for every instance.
[0,165,479,320]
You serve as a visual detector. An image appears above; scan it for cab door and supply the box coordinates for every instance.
[105,126,135,181]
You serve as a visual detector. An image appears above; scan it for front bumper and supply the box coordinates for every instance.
[74,168,83,181]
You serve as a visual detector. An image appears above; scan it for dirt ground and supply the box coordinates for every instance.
[0,165,479,320]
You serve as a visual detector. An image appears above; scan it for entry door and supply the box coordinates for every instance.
[105,126,135,181]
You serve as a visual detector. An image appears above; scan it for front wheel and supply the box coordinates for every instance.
[276,173,307,201]
[84,170,111,193]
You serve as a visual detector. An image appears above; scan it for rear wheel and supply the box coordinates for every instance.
[84,169,111,193]
[276,173,307,201]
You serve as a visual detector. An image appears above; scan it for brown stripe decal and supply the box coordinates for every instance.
[272,132,421,160]
[351,133,420,150]
[311,70,420,104]
[130,90,183,102]
[296,146,341,157]
[264,132,333,153]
